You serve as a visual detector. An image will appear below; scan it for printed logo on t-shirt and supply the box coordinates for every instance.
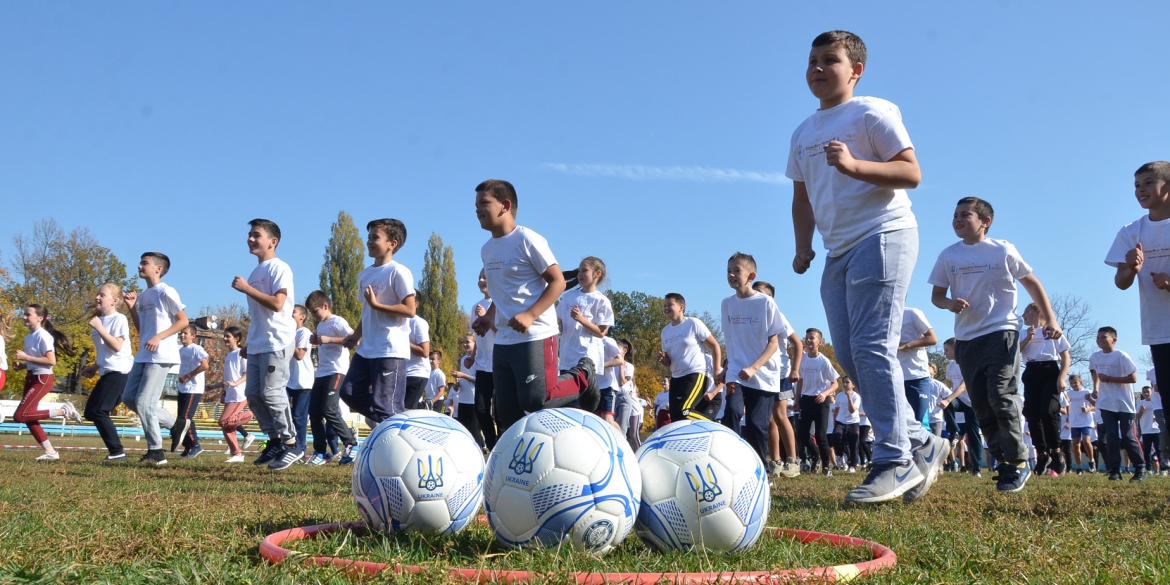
[484,260,503,272]
[249,275,271,290]
[799,133,860,161]
[1145,245,1170,260]
[727,315,761,326]
[950,262,999,276]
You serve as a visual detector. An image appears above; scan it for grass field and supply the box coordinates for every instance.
[2,435,1169,584]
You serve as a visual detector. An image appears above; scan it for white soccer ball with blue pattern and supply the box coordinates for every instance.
[483,408,641,555]
[635,420,769,552]
[352,409,485,535]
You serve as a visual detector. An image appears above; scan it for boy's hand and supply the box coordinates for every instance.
[1152,272,1170,291]
[948,297,970,314]
[363,285,378,305]
[179,374,190,384]
[824,140,858,174]
[309,334,319,346]
[81,364,99,379]
[789,371,801,384]
[1058,376,1067,391]
[474,303,487,317]
[657,351,668,365]
[1043,323,1063,340]
[231,276,251,294]
[1126,243,1145,272]
[342,334,358,349]
[738,366,757,381]
[145,335,163,352]
[124,290,138,309]
[507,312,535,333]
[471,315,492,336]
[815,392,828,404]
[793,248,816,274]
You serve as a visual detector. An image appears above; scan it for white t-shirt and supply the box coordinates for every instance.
[1067,389,1095,428]
[1090,349,1137,414]
[834,391,861,424]
[288,327,315,390]
[0,337,6,370]
[1021,326,1072,363]
[426,368,447,402]
[858,396,869,427]
[405,317,431,378]
[315,315,353,377]
[1105,215,1170,345]
[1139,399,1160,434]
[596,336,622,389]
[928,379,949,424]
[245,258,296,354]
[1149,368,1162,410]
[24,328,55,375]
[784,96,917,257]
[473,298,495,373]
[178,343,209,394]
[660,318,712,378]
[93,313,133,375]
[1059,394,1072,441]
[946,360,972,407]
[654,391,670,414]
[223,349,247,403]
[721,292,793,393]
[556,289,614,371]
[457,357,476,405]
[799,353,839,397]
[356,261,415,360]
[480,226,559,345]
[134,283,186,364]
[898,307,933,380]
[928,238,1033,341]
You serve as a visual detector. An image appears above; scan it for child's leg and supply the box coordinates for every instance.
[286,387,310,454]
[721,386,745,435]
[182,393,203,448]
[404,377,428,411]
[368,357,407,423]
[219,401,251,455]
[455,403,485,449]
[245,350,293,443]
[820,229,926,468]
[85,371,127,454]
[957,331,1026,466]
[859,425,873,464]
[626,412,642,450]
[740,387,772,464]
[669,374,704,423]
[130,363,177,451]
[339,356,374,420]
[309,377,329,455]
[845,423,860,467]
[1118,413,1145,471]
[491,343,523,433]
[14,374,55,444]
[1099,410,1122,472]
[539,338,593,410]
[473,370,498,450]
[903,377,931,426]
[813,401,832,469]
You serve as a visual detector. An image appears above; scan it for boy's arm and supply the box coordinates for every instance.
[124,291,141,331]
[899,328,937,351]
[791,182,817,274]
[932,285,969,314]
[1114,243,1143,290]
[823,144,921,190]
[181,357,211,383]
[818,378,839,403]
[788,333,804,383]
[1090,369,1099,395]
[508,265,565,333]
[343,322,364,349]
[940,381,966,407]
[145,309,189,352]
[1018,275,1062,339]
[1058,350,1071,390]
[410,339,430,359]
[848,394,858,413]
[472,303,497,336]
[657,347,672,368]
[738,334,779,382]
[231,276,287,313]
[365,289,417,319]
[703,335,722,378]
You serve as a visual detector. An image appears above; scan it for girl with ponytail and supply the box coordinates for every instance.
[13,304,83,461]
[81,285,135,460]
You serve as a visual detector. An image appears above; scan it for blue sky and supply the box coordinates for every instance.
[2,3,1166,374]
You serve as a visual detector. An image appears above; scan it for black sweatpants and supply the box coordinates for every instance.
[310,373,355,454]
[838,421,860,467]
[1100,409,1145,474]
[493,338,586,434]
[174,392,202,448]
[85,370,128,454]
[404,376,428,410]
[455,402,484,449]
[797,395,831,468]
[1022,360,1062,456]
[669,372,720,422]
[739,386,774,465]
[474,370,498,450]
[720,385,745,435]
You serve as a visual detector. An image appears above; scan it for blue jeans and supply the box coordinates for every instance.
[287,387,311,454]
[122,362,178,451]
[821,228,929,466]
[903,377,933,429]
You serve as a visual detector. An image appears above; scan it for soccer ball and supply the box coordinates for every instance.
[483,408,641,555]
[352,409,485,535]
[635,420,769,552]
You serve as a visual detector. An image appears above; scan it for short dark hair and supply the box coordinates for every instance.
[665,293,686,307]
[366,219,407,252]
[1136,161,1170,183]
[305,290,330,310]
[476,179,518,215]
[752,281,775,297]
[957,197,995,233]
[141,252,171,276]
[943,337,956,347]
[728,252,757,272]
[249,219,282,247]
[223,325,244,340]
[293,304,308,318]
[1098,326,1118,338]
[430,349,443,360]
[806,328,823,339]
[812,30,867,67]
[182,324,197,335]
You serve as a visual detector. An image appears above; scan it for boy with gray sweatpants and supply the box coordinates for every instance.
[123,252,189,466]
[234,218,301,471]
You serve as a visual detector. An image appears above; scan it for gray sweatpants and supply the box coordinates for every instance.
[955,330,1026,464]
[821,228,930,466]
[122,362,178,451]
[245,347,295,444]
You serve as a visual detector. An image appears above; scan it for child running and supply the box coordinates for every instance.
[797,328,839,475]
[405,305,433,410]
[287,305,316,461]
[1020,302,1072,475]
[305,291,357,465]
[81,284,134,460]
[1089,326,1146,481]
[448,334,484,448]
[211,325,253,463]
[1066,374,1095,474]
[752,280,804,479]
[12,304,81,460]
[174,325,209,458]
[471,269,498,449]
[658,293,722,423]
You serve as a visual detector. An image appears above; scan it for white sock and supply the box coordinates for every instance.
[41,440,54,451]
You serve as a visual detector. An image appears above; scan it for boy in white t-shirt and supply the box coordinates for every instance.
[122,252,190,465]
[898,307,937,427]
[426,350,448,411]
[1065,374,1095,474]
[1020,302,1072,475]
[832,376,862,473]
[937,338,984,477]
[720,253,791,468]
[174,326,209,458]
[471,269,499,449]
[405,308,432,411]
[233,219,301,471]
[305,291,357,465]
[287,305,316,460]
[210,325,253,463]
[929,197,1061,493]
[339,218,417,426]
[1137,386,1160,474]
[786,30,937,504]
[1089,326,1146,481]
[556,257,614,416]
[751,280,805,479]
[470,180,597,432]
[797,328,839,475]
[658,293,723,423]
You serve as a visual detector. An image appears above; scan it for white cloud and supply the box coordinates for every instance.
[545,163,789,185]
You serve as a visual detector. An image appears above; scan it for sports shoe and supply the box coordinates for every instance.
[847,466,857,474]
[61,402,84,424]
[1107,472,1123,481]
[778,459,801,478]
[106,452,126,461]
[185,445,203,459]
[179,447,191,458]
[822,468,833,477]
[35,451,60,461]
[337,443,357,465]
[140,449,167,466]
[241,434,256,451]
[1033,452,1050,476]
[225,454,245,463]
[170,420,190,453]
[996,464,1031,493]
[1131,469,1150,483]
[253,442,282,466]
[1050,451,1066,475]
[576,357,599,401]
[307,453,329,466]
[268,445,304,471]
[844,461,924,504]
[1076,469,1084,476]
[904,434,951,503]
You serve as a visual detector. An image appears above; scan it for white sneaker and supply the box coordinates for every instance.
[36,451,60,461]
[848,466,857,474]
[242,435,256,451]
[62,402,84,424]
[225,454,245,463]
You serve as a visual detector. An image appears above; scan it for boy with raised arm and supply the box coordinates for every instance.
[929,197,1062,492]
[233,219,300,471]
[786,30,941,503]
[305,291,358,465]
[470,179,597,432]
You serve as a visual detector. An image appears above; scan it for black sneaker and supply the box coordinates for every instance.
[186,444,203,459]
[576,357,599,400]
[996,464,1031,493]
[1131,469,1150,483]
[268,445,304,471]
[179,447,191,458]
[253,442,282,466]
[1033,452,1050,475]
[140,449,167,466]
[105,452,126,461]
[1107,472,1123,481]
[170,420,190,453]
[1049,451,1066,475]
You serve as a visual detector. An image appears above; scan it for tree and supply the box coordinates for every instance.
[416,233,462,379]
[319,211,365,329]
[1050,293,1098,372]
[608,290,671,380]
[3,219,134,394]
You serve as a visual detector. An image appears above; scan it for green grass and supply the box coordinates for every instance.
[1,435,1169,584]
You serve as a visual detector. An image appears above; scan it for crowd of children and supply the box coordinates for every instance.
[1,30,1167,508]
